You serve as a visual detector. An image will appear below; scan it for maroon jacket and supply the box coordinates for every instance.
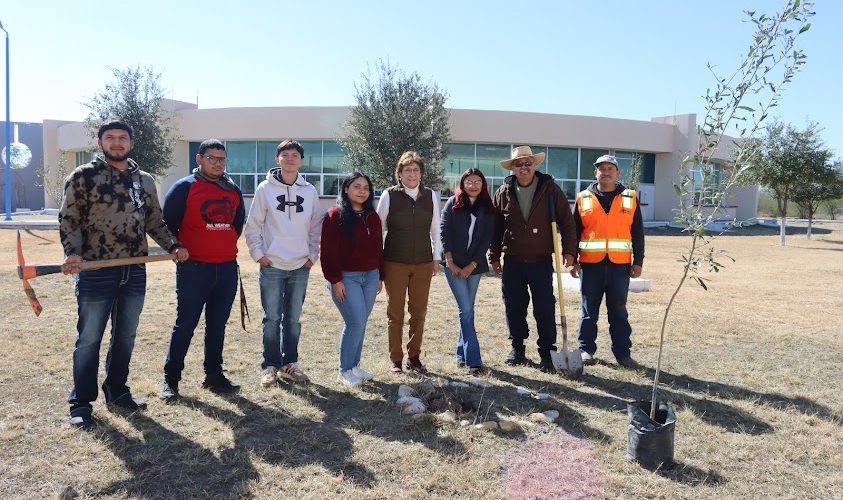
[489,171,577,263]
[320,206,385,284]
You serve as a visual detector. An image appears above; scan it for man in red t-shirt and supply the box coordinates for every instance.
[160,139,245,400]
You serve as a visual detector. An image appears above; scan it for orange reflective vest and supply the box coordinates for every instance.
[576,188,636,264]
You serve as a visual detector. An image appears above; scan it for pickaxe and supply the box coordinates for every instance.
[15,230,174,316]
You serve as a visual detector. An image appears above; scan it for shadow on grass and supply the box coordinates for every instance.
[489,367,774,435]
[642,367,842,427]
[644,460,728,486]
[93,410,258,498]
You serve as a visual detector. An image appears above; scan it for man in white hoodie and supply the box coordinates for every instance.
[245,140,323,386]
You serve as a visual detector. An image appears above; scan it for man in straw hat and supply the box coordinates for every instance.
[570,154,644,369]
[489,146,577,372]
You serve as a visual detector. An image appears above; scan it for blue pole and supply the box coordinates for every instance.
[3,26,10,220]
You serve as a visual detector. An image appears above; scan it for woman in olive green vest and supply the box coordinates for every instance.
[375,151,442,374]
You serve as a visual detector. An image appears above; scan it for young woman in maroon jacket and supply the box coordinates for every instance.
[321,172,384,386]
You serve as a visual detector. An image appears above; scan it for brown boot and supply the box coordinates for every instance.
[405,356,428,374]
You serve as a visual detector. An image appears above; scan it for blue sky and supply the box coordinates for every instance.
[2,0,841,155]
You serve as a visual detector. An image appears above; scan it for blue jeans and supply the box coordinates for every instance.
[444,268,483,367]
[578,261,632,360]
[501,256,557,355]
[68,265,146,410]
[260,265,309,368]
[164,260,238,381]
[328,269,379,371]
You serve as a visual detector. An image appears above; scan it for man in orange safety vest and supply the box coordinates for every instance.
[571,154,644,369]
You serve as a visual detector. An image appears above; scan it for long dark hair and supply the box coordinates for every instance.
[452,168,493,214]
[337,171,375,239]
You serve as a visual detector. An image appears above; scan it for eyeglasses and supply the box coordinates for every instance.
[402,168,422,174]
[512,161,534,169]
[280,153,302,160]
[203,155,227,165]
[464,180,483,186]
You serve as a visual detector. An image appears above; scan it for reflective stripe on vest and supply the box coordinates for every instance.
[577,188,635,264]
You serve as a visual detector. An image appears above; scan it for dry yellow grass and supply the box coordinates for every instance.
[0,223,841,499]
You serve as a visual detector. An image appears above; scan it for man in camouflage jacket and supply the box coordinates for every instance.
[59,119,189,427]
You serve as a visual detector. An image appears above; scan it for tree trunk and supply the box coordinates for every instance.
[778,197,788,247]
[780,217,786,246]
[807,213,813,239]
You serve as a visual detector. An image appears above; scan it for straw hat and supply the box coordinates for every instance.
[500,145,546,170]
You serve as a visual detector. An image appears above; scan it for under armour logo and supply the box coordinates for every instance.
[276,194,304,213]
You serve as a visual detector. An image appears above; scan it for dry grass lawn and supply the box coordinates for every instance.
[0,223,841,499]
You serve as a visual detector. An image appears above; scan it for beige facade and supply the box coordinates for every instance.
[41,102,758,221]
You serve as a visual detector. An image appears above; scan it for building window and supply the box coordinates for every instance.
[691,163,723,205]
[615,151,656,186]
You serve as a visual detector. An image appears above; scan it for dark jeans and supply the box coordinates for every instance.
[578,261,632,360]
[501,256,557,355]
[164,260,238,382]
[68,265,146,411]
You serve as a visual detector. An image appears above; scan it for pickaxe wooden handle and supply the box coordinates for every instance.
[16,230,174,316]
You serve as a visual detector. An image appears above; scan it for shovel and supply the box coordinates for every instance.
[548,195,584,379]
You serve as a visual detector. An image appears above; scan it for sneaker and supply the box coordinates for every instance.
[108,392,147,411]
[505,346,529,366]
[202,373,240,393]
[390,361,403,374]
[337,370,362,386]
[351,366,374,381]
[159,378,180,401]
[261,366,279,388]
[69,406,93,428]
[456,357,466,368]
[405,356,428,374]
[278,362,309,383]
[617,356,641,370]
[580,351,596,366]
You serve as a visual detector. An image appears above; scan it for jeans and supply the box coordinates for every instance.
[501,256,557,355]
[444,268,483,367]
[68,265,146,410]
[578,261,632,360]
[260,264,309,368]
[328,269,379,371]
[164,260,238,381]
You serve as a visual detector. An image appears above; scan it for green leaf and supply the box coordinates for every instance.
[799,23,811,34]
[738,105,755,112]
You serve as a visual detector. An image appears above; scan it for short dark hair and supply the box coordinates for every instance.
[198,139,225,156]
[276,139,304,158]
[97,118,133,140]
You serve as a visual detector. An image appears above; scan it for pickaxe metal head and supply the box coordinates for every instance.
[16,230,44,317]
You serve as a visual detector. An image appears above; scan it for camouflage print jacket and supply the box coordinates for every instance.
[59,156,180,260]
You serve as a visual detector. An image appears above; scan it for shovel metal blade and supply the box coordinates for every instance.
[551,346,584,379]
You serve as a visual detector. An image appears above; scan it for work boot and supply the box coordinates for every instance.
[537,350,556,373]
[617,356,641,370]
[159,377,180,402]
[505,345,529,365]
[202,372,240,393]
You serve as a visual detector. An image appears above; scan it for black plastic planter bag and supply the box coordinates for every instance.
[627,400,676,468]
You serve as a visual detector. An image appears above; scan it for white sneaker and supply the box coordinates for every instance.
[351,366,374,381]
[338,370,362,386]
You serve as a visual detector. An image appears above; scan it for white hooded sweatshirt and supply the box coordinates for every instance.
[245,169,323,270]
